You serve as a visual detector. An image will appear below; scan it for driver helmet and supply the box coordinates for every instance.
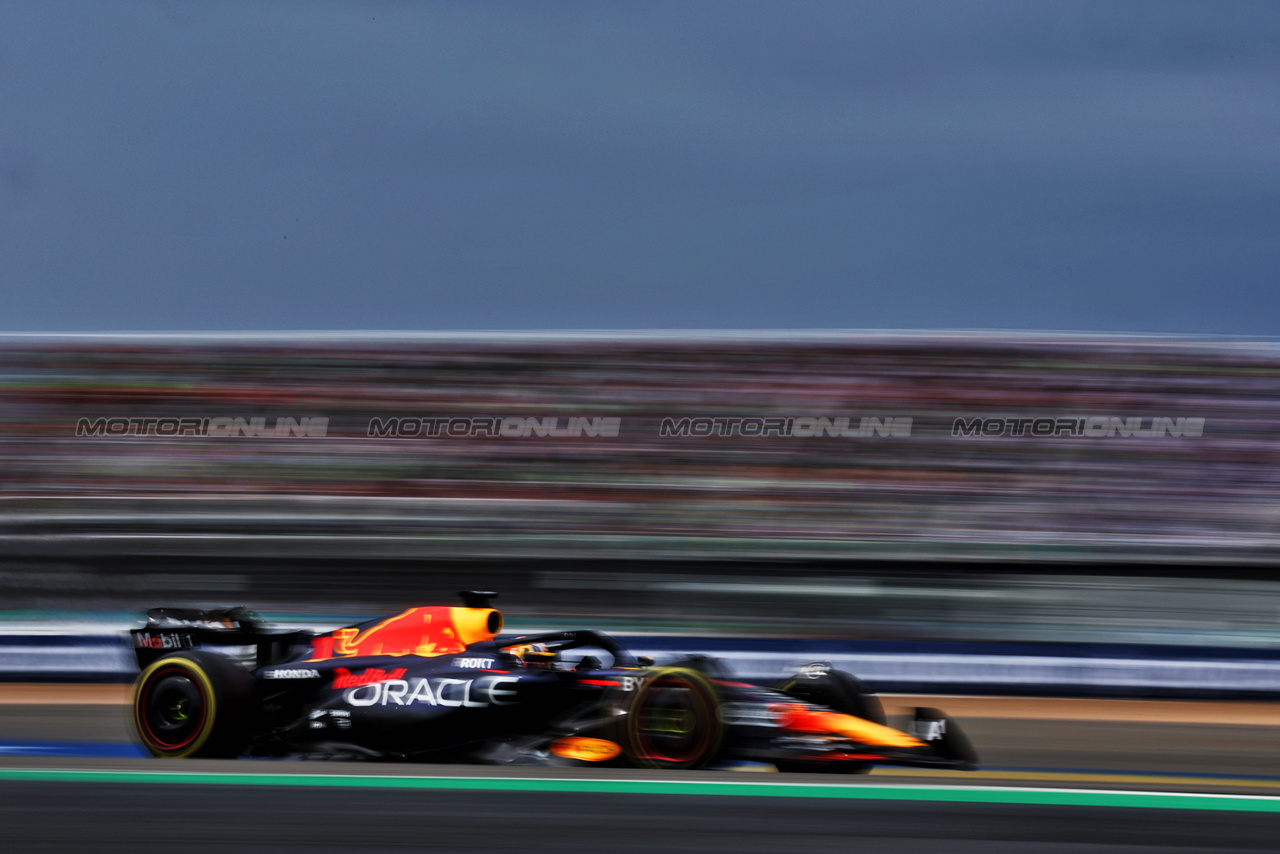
[510,642,557,669]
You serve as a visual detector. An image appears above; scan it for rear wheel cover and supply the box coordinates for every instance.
[134,657,218,757]
[618,668,723,769]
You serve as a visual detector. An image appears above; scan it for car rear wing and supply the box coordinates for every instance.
[129,606,311,671]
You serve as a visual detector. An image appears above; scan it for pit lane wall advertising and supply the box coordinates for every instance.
[5,627,1280,699]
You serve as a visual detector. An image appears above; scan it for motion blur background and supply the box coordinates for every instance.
[7,7,1280,850]
[3,1,1280,698]
[2,332,1278,696]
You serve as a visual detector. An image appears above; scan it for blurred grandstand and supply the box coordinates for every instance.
[0,331,1275,561]
[1,331,1278,649]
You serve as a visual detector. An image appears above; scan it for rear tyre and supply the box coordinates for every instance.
[133,651,253,758]
[615,668,723,770]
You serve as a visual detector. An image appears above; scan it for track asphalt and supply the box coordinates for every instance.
[5,690,1279,851]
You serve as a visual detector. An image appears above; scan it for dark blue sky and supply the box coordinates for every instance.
[2,1,1278,333]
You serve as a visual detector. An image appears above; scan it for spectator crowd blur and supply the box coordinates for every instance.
[0,333,1276,563]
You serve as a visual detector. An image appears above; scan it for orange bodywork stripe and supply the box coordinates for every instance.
[780,707,926,749]
[549,737,622,762]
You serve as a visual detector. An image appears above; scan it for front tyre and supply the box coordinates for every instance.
[133,651,252,758]
[773,666,881,774]
[774,667,885,726]
[616,667,723,770]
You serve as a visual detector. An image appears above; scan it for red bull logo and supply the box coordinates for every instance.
[332,667,408,689]
[307,607,502,661]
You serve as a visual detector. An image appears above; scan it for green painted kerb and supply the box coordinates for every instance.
[3,769,1280,813]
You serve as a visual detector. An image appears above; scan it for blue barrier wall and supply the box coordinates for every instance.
[9,631,1280,698]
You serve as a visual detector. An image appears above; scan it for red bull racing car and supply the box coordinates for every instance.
[130,593,978,772]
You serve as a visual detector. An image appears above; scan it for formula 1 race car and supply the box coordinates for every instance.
[130,593,978,772]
